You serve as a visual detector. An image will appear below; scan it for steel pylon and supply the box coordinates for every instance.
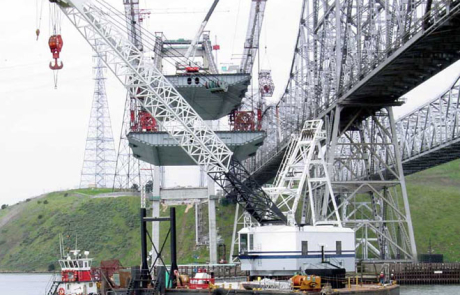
[80,54,117,188]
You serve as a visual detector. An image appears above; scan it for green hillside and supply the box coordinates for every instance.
[405,159,460,262]
[0,189,236,272]
[1,158,460,271]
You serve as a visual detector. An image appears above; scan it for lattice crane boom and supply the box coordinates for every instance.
[51,0,287,225]
[240,0,267,74]
[53,0,232,173]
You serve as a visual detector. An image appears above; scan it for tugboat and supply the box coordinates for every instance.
[46,248,100,295]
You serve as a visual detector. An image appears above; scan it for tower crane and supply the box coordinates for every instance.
[48,0,286,225]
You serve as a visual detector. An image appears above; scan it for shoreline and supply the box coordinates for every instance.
[0,271,53,274]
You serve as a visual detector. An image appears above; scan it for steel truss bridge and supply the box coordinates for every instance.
[242,0,460,261]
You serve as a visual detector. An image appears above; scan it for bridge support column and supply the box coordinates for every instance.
[208,176,218,264]
[321,106,417,261]
[151,165,161,267]
[388,108,418,261]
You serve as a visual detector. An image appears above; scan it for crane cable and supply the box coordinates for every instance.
[36,0,45,40]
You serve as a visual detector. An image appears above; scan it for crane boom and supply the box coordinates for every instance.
[123,0,143,51]
[51,0,287,225]
[240,0,267,74]
[55,0,232,173]
[184,0,220,60]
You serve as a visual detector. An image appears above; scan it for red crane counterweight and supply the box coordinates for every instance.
[49,35,64,70]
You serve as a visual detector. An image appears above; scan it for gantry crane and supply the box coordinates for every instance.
[49,0,286,225]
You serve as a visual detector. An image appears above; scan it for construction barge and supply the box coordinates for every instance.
[166,286,400,295]
[46,207,400,295]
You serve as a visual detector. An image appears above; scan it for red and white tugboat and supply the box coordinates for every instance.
[47,249,100,295]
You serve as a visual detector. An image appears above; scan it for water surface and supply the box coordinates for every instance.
[0,273,54,295]
[1,273,460,294]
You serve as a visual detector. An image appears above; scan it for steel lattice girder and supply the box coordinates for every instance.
[239,0,460,261]
[58,0,232,174]
[246,0,460,179]
[80,54,117,188]
[397,76,460,175]
[209,158,287,225]
[55,0,286,224]
[326,107,417,260]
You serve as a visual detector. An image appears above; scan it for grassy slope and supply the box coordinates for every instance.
[1,158,460,271]
[405,159,460,262]
[0,189,236,272]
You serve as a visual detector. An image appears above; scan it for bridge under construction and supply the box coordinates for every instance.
[47,0,460,265]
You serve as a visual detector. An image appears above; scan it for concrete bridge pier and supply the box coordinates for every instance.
[207,176,218,264]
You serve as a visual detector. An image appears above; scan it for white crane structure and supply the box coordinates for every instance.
[53,0,233,174]
[229,120,343,262]
[51,0,286,225]
[265,120,341,226]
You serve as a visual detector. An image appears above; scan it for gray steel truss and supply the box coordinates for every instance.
[397,76,460,175]
[243,0,460,262]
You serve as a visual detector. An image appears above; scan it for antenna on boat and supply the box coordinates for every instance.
[59,233,63,259]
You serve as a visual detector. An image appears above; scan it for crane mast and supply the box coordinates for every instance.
[51,0,287,225]
[240,0,267,74]
[123,0,143,51]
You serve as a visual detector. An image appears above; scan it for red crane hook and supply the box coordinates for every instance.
[48,35,64,70]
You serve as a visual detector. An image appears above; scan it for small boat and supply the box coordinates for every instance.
[188,268,215,290]
[46,249,99,295]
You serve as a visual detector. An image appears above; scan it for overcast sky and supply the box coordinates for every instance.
[1,0,460,206]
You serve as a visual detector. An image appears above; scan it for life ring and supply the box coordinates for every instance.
[58,287,65,295]
[72,270,78,282]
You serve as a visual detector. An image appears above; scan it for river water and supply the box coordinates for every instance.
[1,273,459,294]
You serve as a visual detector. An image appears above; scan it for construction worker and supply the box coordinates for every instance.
[379,272,385,285]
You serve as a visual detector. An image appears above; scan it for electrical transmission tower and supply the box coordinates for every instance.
[80,54,117,188]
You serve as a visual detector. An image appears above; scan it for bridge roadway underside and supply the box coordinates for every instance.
[401,139,460,177]
[329,7,460,128]
[128,131,266,166]
[166,73,250,120]
[252,7,460,185]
